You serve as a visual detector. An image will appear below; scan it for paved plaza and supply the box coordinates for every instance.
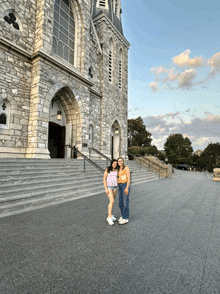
[1,170,220,293]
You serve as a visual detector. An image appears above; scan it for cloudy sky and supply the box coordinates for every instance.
[121,0,220,151]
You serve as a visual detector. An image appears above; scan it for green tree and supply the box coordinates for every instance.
[128,117,152,147]
[164,133,193,165]
[197,143,220,172]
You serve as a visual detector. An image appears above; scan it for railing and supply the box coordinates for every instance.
[89,147,111,168]
[128,153,169,178]
[66,145,105,173]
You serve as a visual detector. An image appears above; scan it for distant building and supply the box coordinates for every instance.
[193,149,203,156]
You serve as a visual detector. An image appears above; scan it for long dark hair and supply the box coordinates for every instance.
[107,159,117,173]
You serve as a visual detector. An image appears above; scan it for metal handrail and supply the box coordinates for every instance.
[89,147,111,168]
[66,145,105,173]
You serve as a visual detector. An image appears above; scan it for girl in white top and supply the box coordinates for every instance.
[103,159,118,226]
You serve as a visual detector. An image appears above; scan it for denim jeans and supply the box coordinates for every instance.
[118,182,130,219]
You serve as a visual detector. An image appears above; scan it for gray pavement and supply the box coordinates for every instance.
[1,170,220,294]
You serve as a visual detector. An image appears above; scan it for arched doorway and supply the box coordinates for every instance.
[48,86,81,159]
[111,121,121,159]
[48,99,66,158]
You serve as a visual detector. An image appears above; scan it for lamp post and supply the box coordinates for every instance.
[165,157,168,165]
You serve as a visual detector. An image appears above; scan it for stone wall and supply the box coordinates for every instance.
[0,0,129,159]
[0,44,31,157]
[94,16,129,159]
[0,0,37,54]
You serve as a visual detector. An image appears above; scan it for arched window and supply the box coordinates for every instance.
[0,100,10,129]
[109,39,113,83]
[89,124,93,144]
[52,0,75,65]
[119,49,122,90]
[89,67,93,78]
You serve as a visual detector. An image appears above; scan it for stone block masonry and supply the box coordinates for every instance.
[0,0,130,159]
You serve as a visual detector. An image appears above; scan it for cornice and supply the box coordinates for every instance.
[90,87,102,98]
[92,13,130,48]
[31,50,94,87]
[0,37,31,60]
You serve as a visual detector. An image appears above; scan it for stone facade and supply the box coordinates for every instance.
[0,0,129,159]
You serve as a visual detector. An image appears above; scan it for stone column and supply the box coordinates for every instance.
[26,58,50,158]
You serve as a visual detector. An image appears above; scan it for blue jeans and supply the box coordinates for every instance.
[118,183,130,219]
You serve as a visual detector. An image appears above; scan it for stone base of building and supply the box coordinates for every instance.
[0,147,26,158]
[25,147,51,159]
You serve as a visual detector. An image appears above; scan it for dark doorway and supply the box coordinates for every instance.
[48,122,65,158]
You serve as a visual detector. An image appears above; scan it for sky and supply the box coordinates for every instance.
[121,0,220,151]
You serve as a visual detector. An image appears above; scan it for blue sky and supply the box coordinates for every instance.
[121,0,220,151]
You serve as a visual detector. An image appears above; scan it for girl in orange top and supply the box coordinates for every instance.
[117,157,130,225]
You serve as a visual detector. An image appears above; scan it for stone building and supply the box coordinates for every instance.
[0,0,129,159]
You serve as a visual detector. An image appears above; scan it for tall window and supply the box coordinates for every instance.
[115,0,118,15]
[109,39,113,83]
[0,100,10,129]
[119,49,122,89]
[52,0,75,64]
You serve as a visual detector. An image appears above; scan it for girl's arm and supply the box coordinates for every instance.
[103,169,109,194]
[124,166,130,195]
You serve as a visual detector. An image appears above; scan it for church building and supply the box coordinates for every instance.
[0,0,129,159]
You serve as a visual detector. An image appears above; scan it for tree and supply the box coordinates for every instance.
[128,116,152,147]
[197,143,220,172]
[164,133,193,165]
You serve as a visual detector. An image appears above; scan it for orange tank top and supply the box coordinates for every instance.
[118,168,127,184]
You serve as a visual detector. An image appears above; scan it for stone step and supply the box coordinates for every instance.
[0,159,160,218]
[0,174,159,217]
[0,173,158,204]
[0,171,155,196]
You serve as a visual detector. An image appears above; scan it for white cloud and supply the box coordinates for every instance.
[149,82,159,92]
[177,69,197,88]
[143,112,220,150]
[172,49,204,68]
[151,66,168,75]
[166,68,197,88]
[207,51,220,78]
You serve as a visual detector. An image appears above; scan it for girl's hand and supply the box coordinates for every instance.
[105,188,109,194]
[124,188,129,195]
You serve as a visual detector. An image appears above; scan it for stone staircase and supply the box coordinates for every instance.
[0,158,159,218]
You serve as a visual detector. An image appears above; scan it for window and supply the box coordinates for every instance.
[89,67,93,78]
[4,12,20,30]
[89,124,93,143]
[109,39,113,83]
[99,0,106,7]
[52,0,75,64]
[115,0,118,15]
[96,0,108,9]
[0,100,10,129]
[119,49,122,89]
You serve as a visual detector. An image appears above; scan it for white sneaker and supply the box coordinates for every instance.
[119,218,129,225]
[118,217,123,222]
[111,215,117,222]
[107,217,114,226]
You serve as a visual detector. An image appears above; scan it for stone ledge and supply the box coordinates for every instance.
[31,50,94,88]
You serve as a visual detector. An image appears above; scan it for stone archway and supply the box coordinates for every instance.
[111,120,121,159]
[48,86,81,158]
